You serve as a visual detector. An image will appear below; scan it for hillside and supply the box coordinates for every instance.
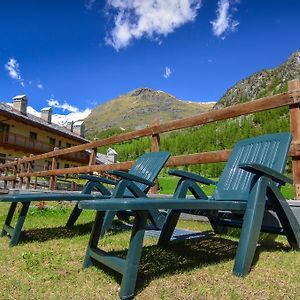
[214,49,300,109]
[85,88,214,136]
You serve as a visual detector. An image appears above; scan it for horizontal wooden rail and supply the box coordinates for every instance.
[17,150,233,177]
[0,175,16,181]
[0,90,298,169]
[14,145,299,179]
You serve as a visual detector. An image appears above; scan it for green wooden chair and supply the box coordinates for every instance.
[0,151,170,246]
[66,151,170,232]
[78,133,300,299]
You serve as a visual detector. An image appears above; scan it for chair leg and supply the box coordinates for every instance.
[66,204,83,228]
[1,202,18,237]
[148,209,166,230]
[83,210,106,268]
[119,211,148,300]
[10,202,31,247]
[158,210,181,247]
[233,177,267,276]
[208,215,229,234]
[158,179,197,246]
[268,184,300,249]
[100,210,117,237]
[66,180,111,228]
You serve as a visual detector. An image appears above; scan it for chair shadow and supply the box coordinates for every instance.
[92,232,292,297]
[251,234,291,267]
[19,219,130,244]
[19,222,94,244]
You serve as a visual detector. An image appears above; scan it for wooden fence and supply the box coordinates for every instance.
[1,79,300,197]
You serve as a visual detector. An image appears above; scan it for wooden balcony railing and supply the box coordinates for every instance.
[0,132,89,163]
[1,79,300,197]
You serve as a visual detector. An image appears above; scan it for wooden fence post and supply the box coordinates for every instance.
[25,154,34,189]
[289,79,300,199]
[151,118,160,152]
[12,159,18,188]
[150,118,161,194]
[3,167,8,190]
[18,157,26,189]
[49,147,58,190]
[89,146,97,168]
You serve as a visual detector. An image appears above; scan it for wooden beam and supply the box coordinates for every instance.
[289,80,300,199]
[49,147,58,190]
[0,175,16,181]
[151,119,160,193]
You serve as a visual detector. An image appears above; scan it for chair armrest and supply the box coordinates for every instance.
[108,170,155,187]
[78,174,117,185]
[168,169,217,185]
[239,163,293,185]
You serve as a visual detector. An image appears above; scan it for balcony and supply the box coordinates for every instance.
[0,132,89,163]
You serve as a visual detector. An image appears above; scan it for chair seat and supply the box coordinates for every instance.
[79,197,247,211]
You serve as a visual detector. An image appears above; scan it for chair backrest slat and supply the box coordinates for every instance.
[213,133,292,201]
[124,151,170,196]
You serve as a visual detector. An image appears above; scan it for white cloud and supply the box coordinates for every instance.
[47,98,79,113]
[207,59,213,63]
[5,58,25,87]
[36,83,43,89]
[85,0,96,10]
[163,66,172,79]
[105,0,202,50]
[211,0,239,38]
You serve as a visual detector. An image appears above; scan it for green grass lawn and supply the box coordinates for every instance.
[158,176,295,199]
[0,202,299,299]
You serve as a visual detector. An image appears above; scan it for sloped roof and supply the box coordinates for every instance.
[0,101,89,143]
[0,101,115,165]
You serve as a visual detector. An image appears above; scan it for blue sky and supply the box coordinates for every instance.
[0,0,299,122]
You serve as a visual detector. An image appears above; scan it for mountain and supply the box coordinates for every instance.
[85,50,299,138]
[85,88,214,136]
[214,50,300,109]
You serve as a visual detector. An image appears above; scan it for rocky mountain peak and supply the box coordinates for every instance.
[214,49,300,109]
[129,88,157,97]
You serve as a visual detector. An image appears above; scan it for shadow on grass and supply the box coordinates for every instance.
[19,222,94,244]
[89,235,239,295]
[19,219,131,244]
[91,232,292,297]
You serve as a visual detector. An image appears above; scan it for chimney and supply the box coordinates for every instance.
[13,95,27,115]
[66,121,74,132]
[73,121,85,137]
[107,147,118,163]
[41,107,52,123]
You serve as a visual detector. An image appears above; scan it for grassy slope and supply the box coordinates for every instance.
[85,90,214,135]
[0,203,299,299]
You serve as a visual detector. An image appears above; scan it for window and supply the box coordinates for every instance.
[29,131,37,141]
[65,163,70,168]
[58,140,62,147]
[49,137,56,146]
[66,142,71,148]
[0,122,9,143]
